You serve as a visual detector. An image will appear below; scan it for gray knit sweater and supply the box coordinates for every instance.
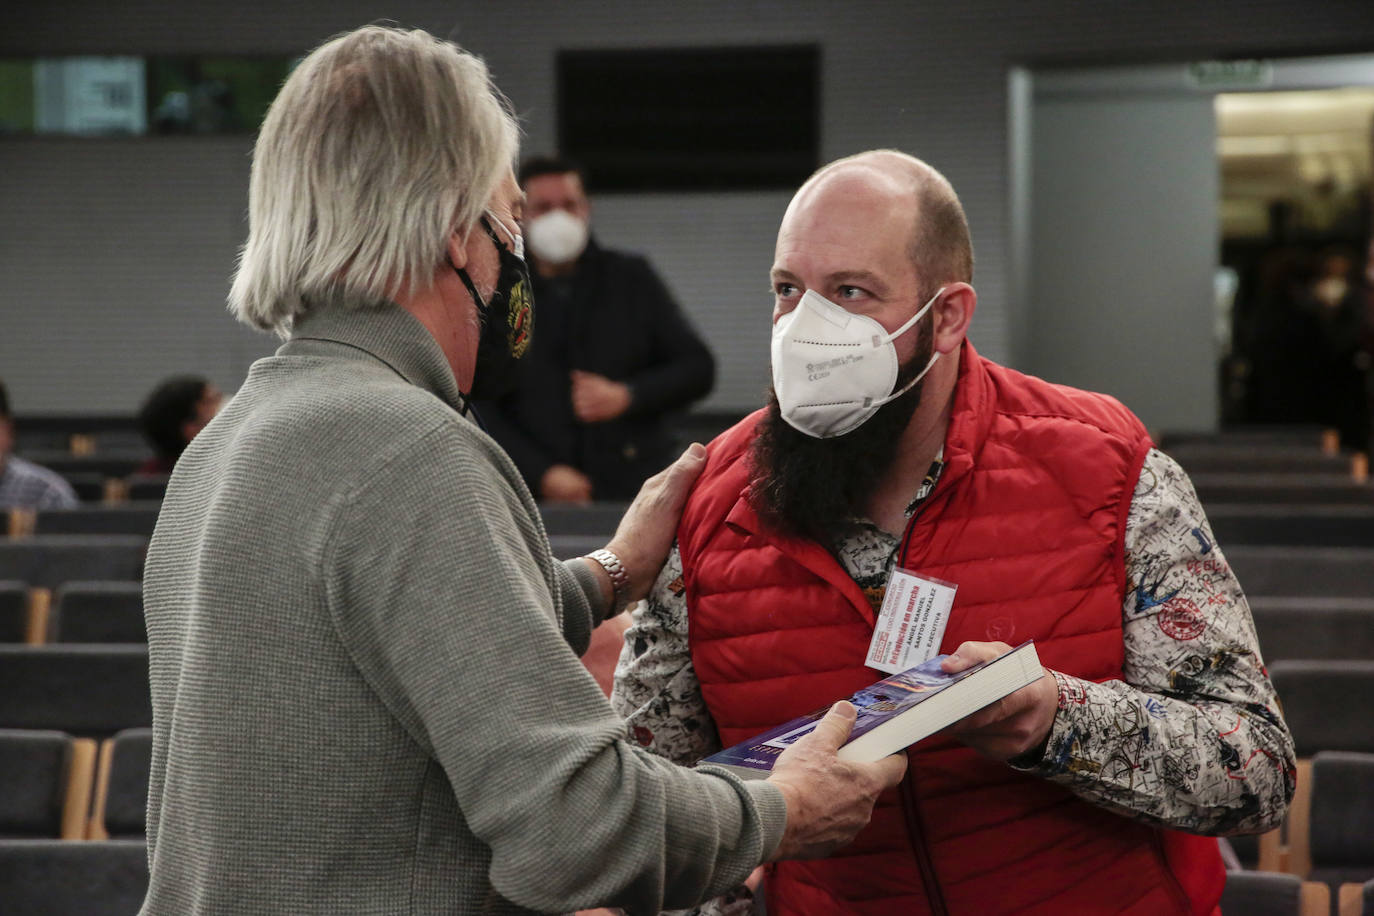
[141,303,785,915]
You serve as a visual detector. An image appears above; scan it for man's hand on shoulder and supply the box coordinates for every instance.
[570,370,632,423]
[766,702,908,861]
[603,443,707,602]
[941,641,1059,762]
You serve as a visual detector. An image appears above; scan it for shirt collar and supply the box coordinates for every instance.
[283,302,469,414]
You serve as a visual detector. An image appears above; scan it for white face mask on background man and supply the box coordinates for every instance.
[771,287,944,438]
[525,209,589,265]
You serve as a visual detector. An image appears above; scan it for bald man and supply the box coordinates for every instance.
[613,150,1295,915]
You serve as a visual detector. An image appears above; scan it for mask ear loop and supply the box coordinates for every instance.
[867,286,947,407]
[448,214,510,325]
[868,351,940,408]
[874,286,946,347]
[484,210,524,261]
[447,253,489,322]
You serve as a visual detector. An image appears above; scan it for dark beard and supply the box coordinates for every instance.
[749,320,934,549]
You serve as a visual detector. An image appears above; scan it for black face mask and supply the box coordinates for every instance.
[453,215,535,399]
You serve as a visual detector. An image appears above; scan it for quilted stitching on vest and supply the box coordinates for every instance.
[679,343,1223,915]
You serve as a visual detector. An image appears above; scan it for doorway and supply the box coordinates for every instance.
[1010,54,1374,446]
[1217,88,1374,452]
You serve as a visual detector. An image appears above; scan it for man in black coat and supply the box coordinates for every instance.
[477,156,716,501]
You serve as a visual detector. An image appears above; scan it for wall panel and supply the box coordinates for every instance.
[3,0,1373,416]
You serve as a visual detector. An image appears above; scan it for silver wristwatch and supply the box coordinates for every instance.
[586,548,631,616]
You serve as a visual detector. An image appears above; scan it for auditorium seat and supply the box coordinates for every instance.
[0,645,151,736]
[1270,661,1374,758]
[1251,599,1374,663]
[539,502,630,537]
[1208,506,1374,548]
[1168,446,1351,477]
[1226,548,1374,599]
[1192,474,1374,506]
[1259,668,1374,881]
[0,838,148,916]
[0,729,97,839]
[1220,870,1329,915]
[88,728,151,839]
[1307,753,1374,901]
[48,582,145,644]
[31,503,162,537]
[60,472,107,503]
[1225,833,1259,869]
[1338,878,1373,916]
[21,452,147,481]
[547,534,608,561]
[125,475,169,502]
[0,536,146,590]
[0,582,26,643]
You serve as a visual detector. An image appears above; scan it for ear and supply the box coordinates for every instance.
[445,230,468,271]
[932,282,977,355]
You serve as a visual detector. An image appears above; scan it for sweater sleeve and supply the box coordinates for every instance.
[322,420,784,914]
[558,555,607,656]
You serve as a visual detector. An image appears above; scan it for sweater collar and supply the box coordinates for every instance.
[284,302,469,414]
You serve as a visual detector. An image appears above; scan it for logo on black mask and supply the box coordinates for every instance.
[453,215,535,399]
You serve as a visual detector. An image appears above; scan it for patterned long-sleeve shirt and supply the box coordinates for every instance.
[613,448,1295,895]
[0,455,79,510]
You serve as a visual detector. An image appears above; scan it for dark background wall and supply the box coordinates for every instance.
[4,1,1374,428]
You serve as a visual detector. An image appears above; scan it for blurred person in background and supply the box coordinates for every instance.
[136,375,223,474]
[1304,247,1372,453]
[0,378,78,510]
[475,155,715,503]
[140,26,904,916]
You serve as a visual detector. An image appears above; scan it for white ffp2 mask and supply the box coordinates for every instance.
[525,209,589,265]
[771,287,944,438]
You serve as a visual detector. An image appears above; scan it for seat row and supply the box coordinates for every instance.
[0,839,148,916]
[2,502,625,540]
[0,581,144,644]
[0,727,149,840]
[8,580,1374,669]
[1220,869,1371,915]
[0,724,150,916]
[1237,751,1374,915]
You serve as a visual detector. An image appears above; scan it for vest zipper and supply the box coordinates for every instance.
[899,771,949,916]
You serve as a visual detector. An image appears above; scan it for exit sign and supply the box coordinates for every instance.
[1186,60,1274,91]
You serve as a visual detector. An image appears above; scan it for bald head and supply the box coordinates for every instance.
[788,150,973,296]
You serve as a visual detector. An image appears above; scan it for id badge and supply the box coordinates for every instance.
[864,567,957,675]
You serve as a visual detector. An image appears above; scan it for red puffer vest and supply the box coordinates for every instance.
[678,342,1224,916]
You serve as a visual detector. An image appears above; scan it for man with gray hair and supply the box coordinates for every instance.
[141,26,905,915]
[615,150,1295,914]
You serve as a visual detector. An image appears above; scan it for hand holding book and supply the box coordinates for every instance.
[940,640,1058,762]
[764,701,909,861]
[701,641,1047,779]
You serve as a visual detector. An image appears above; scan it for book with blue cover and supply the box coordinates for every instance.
[699,641,1042,778]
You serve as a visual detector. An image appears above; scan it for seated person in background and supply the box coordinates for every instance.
[0,378,78,510]
[136,375,223,474]
[614,150,1295,915]
[475,155,716,503]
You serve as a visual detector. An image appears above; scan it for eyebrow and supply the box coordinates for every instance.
[831,269,888,289]
[768,267,889,292]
